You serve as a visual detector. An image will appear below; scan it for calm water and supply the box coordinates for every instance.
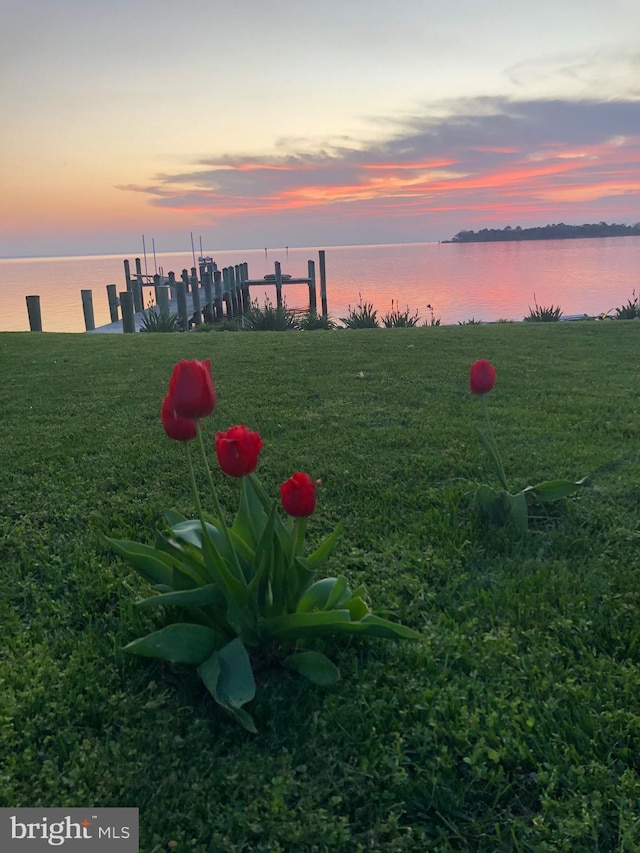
[0,238,638,333]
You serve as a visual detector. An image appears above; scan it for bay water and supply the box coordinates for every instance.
[0,237,638,333]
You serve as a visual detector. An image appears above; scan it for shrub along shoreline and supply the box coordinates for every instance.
[2,322,640,851]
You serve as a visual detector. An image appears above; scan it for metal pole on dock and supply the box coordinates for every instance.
[319,250,327,317]
[81,290,95,331]
[26,295,42,331]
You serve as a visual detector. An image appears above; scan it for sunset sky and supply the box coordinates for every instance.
[1,0,639,257]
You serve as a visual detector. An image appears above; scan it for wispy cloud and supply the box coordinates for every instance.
[118,96,640,234]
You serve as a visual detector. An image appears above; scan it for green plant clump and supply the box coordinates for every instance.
[340,295,379,328]
[382,301,420,328]
[615,290,640,319]
[139,308,182,333]
[298,311,337,330]
[523,295,563,322]
[243,298,298,331]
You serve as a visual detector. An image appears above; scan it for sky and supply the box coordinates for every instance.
[1,0,639,257]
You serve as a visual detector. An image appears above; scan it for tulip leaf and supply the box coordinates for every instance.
[198,638,257,733]
[296,577,350,612]
[264,609,352,639]
[344,595,371,621]
[476,485,528,532]
[353,614,421,640]
[305,522,343,569]
[107,537,180,588]
[524,477,588,503]
[325,575,351,610]
[123,623,220,664]
[283,651,340,685]
[135,583,224,609]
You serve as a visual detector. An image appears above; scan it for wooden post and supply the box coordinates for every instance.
[203,272,213,322]
[132,279,143,314]
[307,260,317,316]
[229,266,239,316]
[26,295,42,331]
[167,271,176,297]
[135,257,144,291]
[319,250,327,317]
[274,261,283,308]
[190,267,198,292]
[157,285,170,314]
[123,259,131,289]
[106,284,119,322]
[176,280,188,331]
[241,263,250,310]
[191,270,201,325]
[153,273,161,303]
[81,289,95,331]
[119,291,136,333]
[181,268,190,294]
[222,267,233,318]
[214,269,223,320]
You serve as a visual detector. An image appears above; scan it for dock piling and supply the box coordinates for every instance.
[119,291,136,333]
[176,281,188,331]
[308,260,317,316]
[106,284,119,322]
[26,295,42,332]
[319,250,327,318]
[274,261,283,308]
[157,285,171,315]
[81,290,95,331]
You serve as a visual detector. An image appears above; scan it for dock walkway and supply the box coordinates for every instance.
[88,284,210,334]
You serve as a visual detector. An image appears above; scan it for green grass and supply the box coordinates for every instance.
[1,322,640,852]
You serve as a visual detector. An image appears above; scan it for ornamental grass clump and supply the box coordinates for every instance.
[108,359,418,732]
[469,358,586,532]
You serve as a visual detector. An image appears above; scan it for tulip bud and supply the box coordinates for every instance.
[215,425,263,477]
[168,359,216,419]
[161,394,197,442]
[280,472,317,517]
[470,359,496,395]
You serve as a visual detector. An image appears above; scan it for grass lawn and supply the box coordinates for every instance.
[1,321,640,852]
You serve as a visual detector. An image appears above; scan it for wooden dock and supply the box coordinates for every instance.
[86,251,328,334]
[23,251,328,333]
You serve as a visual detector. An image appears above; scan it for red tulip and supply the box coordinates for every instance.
[470,359,496,395]
[280,472,317,517]
[215,425,263,477]
[161,394,197,442]
[168,359,216,420]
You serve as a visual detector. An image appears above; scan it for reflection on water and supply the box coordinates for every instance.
[0,238,638,333]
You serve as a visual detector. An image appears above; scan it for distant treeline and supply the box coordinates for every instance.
[448,222,640,243]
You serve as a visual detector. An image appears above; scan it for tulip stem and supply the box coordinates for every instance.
[481,396,509,491]
[195,421,244,577]
[185,442,205,522]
